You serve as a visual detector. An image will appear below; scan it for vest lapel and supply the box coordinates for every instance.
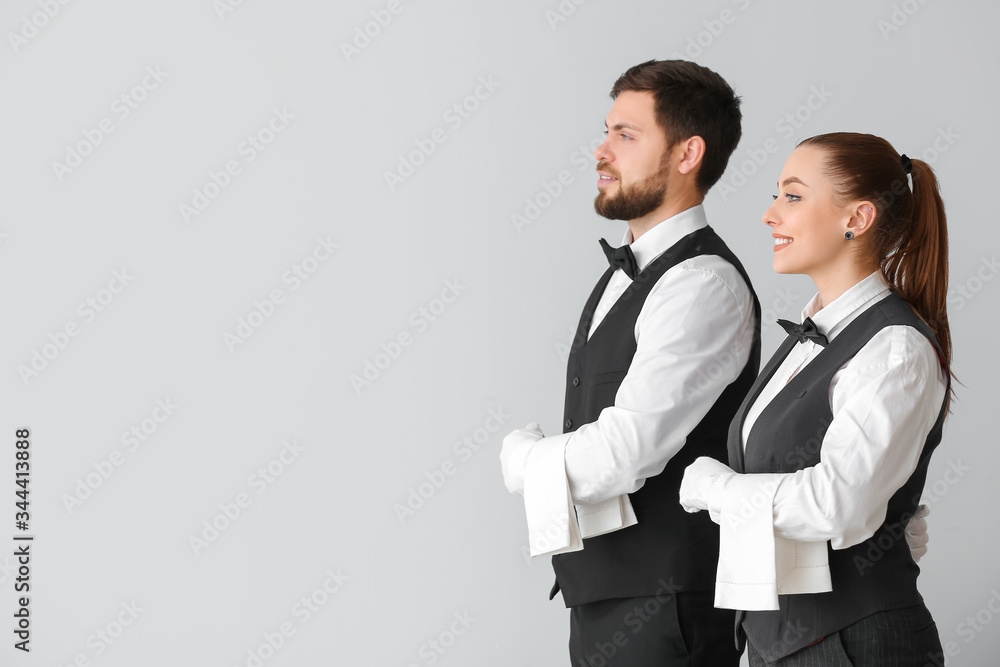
[729,334,798,472]
[570,267,616,351]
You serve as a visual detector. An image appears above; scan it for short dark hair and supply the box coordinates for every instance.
[610,60,742,194]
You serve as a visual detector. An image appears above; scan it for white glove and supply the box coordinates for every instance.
[500,422,544,496]
[905,504,930,562]
[679,456,736,521]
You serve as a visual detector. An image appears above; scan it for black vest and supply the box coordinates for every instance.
[729,292,949,662]
[550,225,761,607]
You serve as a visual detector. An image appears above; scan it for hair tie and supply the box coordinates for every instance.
[900,153,912,174]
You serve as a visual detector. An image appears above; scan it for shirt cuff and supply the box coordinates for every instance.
[523,434,583,557]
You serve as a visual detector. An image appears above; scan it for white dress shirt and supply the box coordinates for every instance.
[510,204,756,556]
[685,271,948,610]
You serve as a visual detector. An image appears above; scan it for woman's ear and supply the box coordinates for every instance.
[846,201,877,238]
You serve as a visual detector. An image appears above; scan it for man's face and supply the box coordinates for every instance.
[593,90,672,222]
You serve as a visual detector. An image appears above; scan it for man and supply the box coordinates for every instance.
[501,60,757,665]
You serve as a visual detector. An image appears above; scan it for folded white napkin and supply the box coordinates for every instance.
[714,474,831,610]
[523,436,637,557]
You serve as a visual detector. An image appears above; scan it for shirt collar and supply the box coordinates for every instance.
[620,204,709,272]
[802,271,891,341]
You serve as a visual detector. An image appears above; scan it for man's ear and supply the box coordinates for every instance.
[675,136,706,177]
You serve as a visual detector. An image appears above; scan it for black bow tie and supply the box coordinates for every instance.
[777,317,829,347]
[599,238,638,280]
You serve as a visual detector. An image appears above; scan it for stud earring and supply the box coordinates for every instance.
[845,231,855,240]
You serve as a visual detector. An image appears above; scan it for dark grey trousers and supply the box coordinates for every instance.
[568,591,742,667]
[745,603,943,666]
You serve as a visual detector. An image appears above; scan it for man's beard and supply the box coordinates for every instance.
[594,161,670,222]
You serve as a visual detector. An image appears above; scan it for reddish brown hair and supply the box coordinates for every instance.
[799,132,954,396]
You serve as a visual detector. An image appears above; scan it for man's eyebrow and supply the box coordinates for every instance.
[604,121,643,132]
[780,177,807,187]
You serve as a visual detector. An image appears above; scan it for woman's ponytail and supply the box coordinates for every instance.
[882,157,952,372]
[799,133,955,402]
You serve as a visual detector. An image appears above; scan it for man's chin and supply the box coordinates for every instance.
[593,193,620,220]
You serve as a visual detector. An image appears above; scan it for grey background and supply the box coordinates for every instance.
[1,0,997,665]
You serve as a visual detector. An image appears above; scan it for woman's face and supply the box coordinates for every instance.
[763,145,853,278]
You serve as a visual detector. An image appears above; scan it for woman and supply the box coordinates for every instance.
[679,132,953,666]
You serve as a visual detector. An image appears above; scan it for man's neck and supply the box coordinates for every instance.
[628,192,704,242]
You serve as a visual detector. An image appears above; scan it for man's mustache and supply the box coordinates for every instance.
[596,162,620,179]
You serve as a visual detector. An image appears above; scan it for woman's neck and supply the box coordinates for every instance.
[810,263,878,312]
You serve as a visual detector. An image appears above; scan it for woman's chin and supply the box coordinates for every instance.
[772,259,792,274]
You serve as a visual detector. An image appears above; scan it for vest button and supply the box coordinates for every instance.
[564,418,573,429]
[572,376,580,386]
